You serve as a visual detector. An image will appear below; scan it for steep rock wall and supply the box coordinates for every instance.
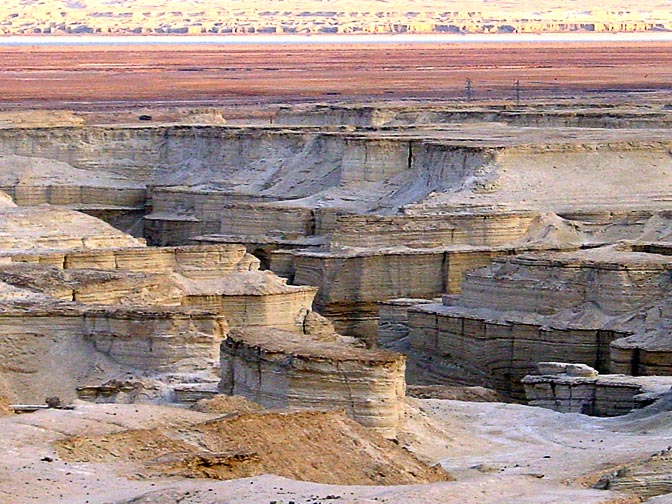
[406,245,672,396]
[2,126,671,218]
[293,249,446,341]
[0,305,225,403]
[292,246,518,341]
[185,289,317,332]
[413,142,672,212]
[460,251,672,316]
[330,211,538,248]
[220,327,406,438]
[377,298,435,352]
[407,305,623,397]
[85,307,225,372]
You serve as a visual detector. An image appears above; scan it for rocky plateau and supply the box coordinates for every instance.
[3,100,672,504]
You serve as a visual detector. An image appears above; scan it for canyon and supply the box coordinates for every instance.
[2,40,672,504]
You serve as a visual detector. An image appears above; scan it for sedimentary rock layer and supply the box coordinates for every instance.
[178,270,318,331]
[0,202,335,405]
[330,211,539,248]
[522,362,672,416]
[0,243,258,276]
[407,244,672,397]
[291,243,556,341]
[459,246,672,316]
[0,300,226,403]
[220,327,406,438]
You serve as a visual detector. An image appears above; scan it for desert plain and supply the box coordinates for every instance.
[1,40,672,106]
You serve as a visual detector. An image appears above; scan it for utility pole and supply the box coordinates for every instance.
[465,78,473,102]
[515,79,521,106]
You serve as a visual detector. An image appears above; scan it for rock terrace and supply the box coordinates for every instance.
[2,102,672,503]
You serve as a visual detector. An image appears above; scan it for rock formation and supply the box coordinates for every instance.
[3,100,672,502]
[0,191,404,431]
[522,362,672,416]
[405,243,672,400]
[220,327,406,437]
[3,104,672,415]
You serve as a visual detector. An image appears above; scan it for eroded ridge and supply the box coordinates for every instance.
[405,243,672,399]
[221,327,406,437]
[3,103,672,503]
[0,191,402,432]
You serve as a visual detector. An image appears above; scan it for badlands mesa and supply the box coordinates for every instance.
[3,21,672,504]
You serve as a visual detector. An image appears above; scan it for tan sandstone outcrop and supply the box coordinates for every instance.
[406,243,672,400]
[220,327,406,438]
[2,117,671,346]
[5,107,672,423]
[0,195,347,404]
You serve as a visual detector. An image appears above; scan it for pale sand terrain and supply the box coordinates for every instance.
[1,0,671,35]
[4,397,672,503]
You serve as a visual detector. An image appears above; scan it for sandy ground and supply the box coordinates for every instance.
[3,397,672,503]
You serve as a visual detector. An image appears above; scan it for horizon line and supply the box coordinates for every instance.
[2,31,672,46]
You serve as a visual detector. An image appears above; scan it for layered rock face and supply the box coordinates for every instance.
[522,362,672,416]
[139,122,672,341]
[177,271,318,331]
[0,188,409,435]
[4,106,672,420]
[407,244,672,400]
[3,112,672,344]
[0,272,227,403]
[0,258,322,390]
[220,327,406,438]
[0,197,335,405]
[287,210,585,341]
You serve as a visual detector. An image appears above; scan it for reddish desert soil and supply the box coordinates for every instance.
[0,41,671,107]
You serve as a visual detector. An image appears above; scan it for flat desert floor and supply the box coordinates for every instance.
[1,41,671,107]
